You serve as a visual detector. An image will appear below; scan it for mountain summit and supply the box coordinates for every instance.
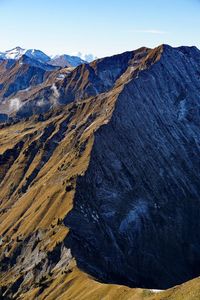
[49,54,86,68]
[2,46,26,60]
[0,46,50,62]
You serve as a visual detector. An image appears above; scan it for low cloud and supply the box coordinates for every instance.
[83,53,97,62]
[9,97,23,112]
[50,83,60,106]
[77,52,97,62]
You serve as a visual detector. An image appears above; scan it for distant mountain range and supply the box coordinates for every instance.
[0,46,87,67]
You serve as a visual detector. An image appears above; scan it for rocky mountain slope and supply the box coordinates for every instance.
[0,47,150,120]
[0,47,88,120]
[1,44,200,299]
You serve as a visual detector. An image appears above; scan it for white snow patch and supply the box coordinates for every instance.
[5,47,26,60]
[150,289,163,293]
[20,87,31,92]
[57,74,65,80]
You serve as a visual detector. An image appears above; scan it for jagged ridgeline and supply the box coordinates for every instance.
[1,45,200,299]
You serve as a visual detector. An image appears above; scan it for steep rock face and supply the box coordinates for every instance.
[65,45,200,289]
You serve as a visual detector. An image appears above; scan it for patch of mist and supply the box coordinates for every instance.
[50,83,60,106]
[77,52,97,62]
[37,98,47,107]
[9,97,23,113]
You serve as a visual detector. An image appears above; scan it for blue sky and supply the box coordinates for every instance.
[0,0,200,58]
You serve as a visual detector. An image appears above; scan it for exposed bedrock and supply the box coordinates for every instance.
[64,45,200,289]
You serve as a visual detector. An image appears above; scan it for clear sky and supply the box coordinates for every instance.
[0,0,200,58]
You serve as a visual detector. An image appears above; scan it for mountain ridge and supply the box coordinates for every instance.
[1,44,200,299]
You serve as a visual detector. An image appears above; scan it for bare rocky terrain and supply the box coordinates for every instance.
[0,44,200,299]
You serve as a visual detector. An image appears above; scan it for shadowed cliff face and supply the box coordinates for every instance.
[64,45,200,289]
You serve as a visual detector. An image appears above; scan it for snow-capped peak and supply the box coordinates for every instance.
[5,46,26,60]
[0,47,51,63]
[0,47,90,67]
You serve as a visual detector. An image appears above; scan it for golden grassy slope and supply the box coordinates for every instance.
[18,266,200,300]
[0,84,123,298]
